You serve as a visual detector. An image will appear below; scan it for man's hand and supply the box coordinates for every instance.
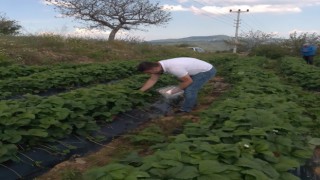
[139,73,161,92]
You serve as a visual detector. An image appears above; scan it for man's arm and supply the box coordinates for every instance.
[178,74,193,90]
[169,74,193,94]
[139,74,161,92]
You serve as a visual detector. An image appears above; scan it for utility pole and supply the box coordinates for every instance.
[229,9,249,53]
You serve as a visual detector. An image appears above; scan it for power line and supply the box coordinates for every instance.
[195,0,235,21]
[177,0,233,27]
[246,13,269,32]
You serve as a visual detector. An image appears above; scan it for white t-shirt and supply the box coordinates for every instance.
[159,57,213,78]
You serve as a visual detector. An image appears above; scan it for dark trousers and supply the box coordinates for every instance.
[303,56,314,65]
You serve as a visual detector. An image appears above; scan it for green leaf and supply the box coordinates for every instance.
[308,138,320,145]
[235,157,263,170]
[104,163,126,171]
[253,140,270,153]
[110,169,127,179]
[236,157,280,179]
[39,117,59,128]
[167,142,191,153]
[166,164,184,177]
[174,166,198,179]
[125,170,150,180]
[223,171,243,180]
[279,172,300,180]
[2,130,22,143]
[261,151,279,163]
[0,144,18,163]
[26,129,48,137]
[149,168,166,177]
[249,128,267,136]
[198,174,229,180]
[55,108,70,120]
[273,156,300,171]
[199,160,228,174]
[242,169,270,180]
[291,149,313,159]
[159,159,183,167]
[275,136,292,147]
[157,150,182,161]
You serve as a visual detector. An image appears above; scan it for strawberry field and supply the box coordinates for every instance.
[0,55,320,180]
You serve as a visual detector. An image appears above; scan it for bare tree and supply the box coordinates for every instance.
[0,13,21,35]
[46,0,171,41]
[238,30,277,52]
[282,31,320,56]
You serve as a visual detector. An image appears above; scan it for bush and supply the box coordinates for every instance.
[249,44,288,59]
[0,49,14,66]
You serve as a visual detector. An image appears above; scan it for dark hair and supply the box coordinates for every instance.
[137,61,159,72]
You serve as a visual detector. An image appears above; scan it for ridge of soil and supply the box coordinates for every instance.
[36,76,230,180]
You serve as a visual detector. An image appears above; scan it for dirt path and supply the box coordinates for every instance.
[36,77,230,180]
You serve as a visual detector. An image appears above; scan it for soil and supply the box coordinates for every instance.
[35,76,230,180]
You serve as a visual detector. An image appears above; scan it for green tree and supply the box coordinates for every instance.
[46,0,171,41]
[0,13,21,35]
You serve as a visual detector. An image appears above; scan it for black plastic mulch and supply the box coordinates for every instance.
[0,100,171,180]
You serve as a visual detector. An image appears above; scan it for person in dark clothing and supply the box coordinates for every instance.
[301,43,317,65]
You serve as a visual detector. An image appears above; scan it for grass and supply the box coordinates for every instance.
[0,34,225,65]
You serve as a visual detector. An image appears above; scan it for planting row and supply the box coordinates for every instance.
[82,57,319,180]
[0,64,49,80]
[0,63,93,80]
[0,74,176,164]
[0,61,138,99]
[280,57,320,91]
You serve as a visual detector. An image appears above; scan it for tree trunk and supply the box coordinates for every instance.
[108,28,119,41]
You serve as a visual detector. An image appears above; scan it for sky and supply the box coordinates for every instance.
[0,0,319,41]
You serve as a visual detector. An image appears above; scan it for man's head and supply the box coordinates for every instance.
[137,61,163,74]
[303,43,310,47]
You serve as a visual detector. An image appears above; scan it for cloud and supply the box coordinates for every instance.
[169,4,302,15]
[163,4,189,11]
[167,0,318,14]
[190,0,320,7]
[40,0,72,8]
[289,29,319,34]
[176,0,189,3]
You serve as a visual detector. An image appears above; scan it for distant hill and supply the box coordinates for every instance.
[148,35,233,52]
[149,35,231,43]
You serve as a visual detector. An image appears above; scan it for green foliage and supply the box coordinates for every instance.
[282,31,320,56]
[249,43,288,59]
[60,169,82,180]
[126,126,166,145]
[0,72,176,163]
[83,163,150,179]
[280,57,320,90]
[0,61,138,99]
[0,13,21,35]
[82,56,319,179]
[0,53,13,66]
